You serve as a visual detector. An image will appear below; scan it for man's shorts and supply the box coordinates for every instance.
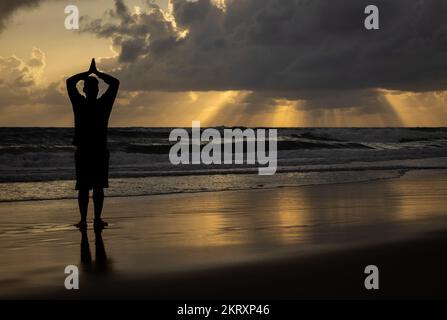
[75,147,110,190]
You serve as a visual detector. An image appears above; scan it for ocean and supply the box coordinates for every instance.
[1,127,447,202]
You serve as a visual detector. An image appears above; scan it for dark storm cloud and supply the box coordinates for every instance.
[0,0,42,31]
[83,0,447,96]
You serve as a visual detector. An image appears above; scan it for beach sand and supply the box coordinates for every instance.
[1,170,447,299]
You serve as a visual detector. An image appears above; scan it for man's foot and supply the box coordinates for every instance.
[94,218,108,230]
[75,220,88,230]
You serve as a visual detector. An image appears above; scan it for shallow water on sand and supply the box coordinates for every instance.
[1,170,447,297]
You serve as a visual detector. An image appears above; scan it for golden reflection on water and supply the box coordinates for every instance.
[60,173,447,251]
[273,189,311,245]
[123,185,315,249]
[389,172,447,221]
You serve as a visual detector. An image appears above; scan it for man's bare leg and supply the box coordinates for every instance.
[77,189,89,229]
[93,187,108,229]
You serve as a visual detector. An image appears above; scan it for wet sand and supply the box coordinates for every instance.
[1,170,447,299]
[45,229,447,299]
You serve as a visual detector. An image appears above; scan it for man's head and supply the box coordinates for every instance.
[83,76,99,99]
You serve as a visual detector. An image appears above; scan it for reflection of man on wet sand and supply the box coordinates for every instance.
[66,59,119,230]
[80,229,111,275]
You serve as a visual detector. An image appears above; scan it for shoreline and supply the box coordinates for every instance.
[0,169,404,203]
[2,164,445,203]
[1,169,447,299]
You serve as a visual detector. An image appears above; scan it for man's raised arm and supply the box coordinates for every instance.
[95,70,120,101]
[89,57,120,100]
[96,70,120,87]
[66,71,90,103]
[66,59,98,102]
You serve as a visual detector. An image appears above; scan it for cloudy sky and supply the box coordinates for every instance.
[1,0,447,127]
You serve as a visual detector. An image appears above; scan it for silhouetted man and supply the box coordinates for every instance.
[67,59,119,230]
